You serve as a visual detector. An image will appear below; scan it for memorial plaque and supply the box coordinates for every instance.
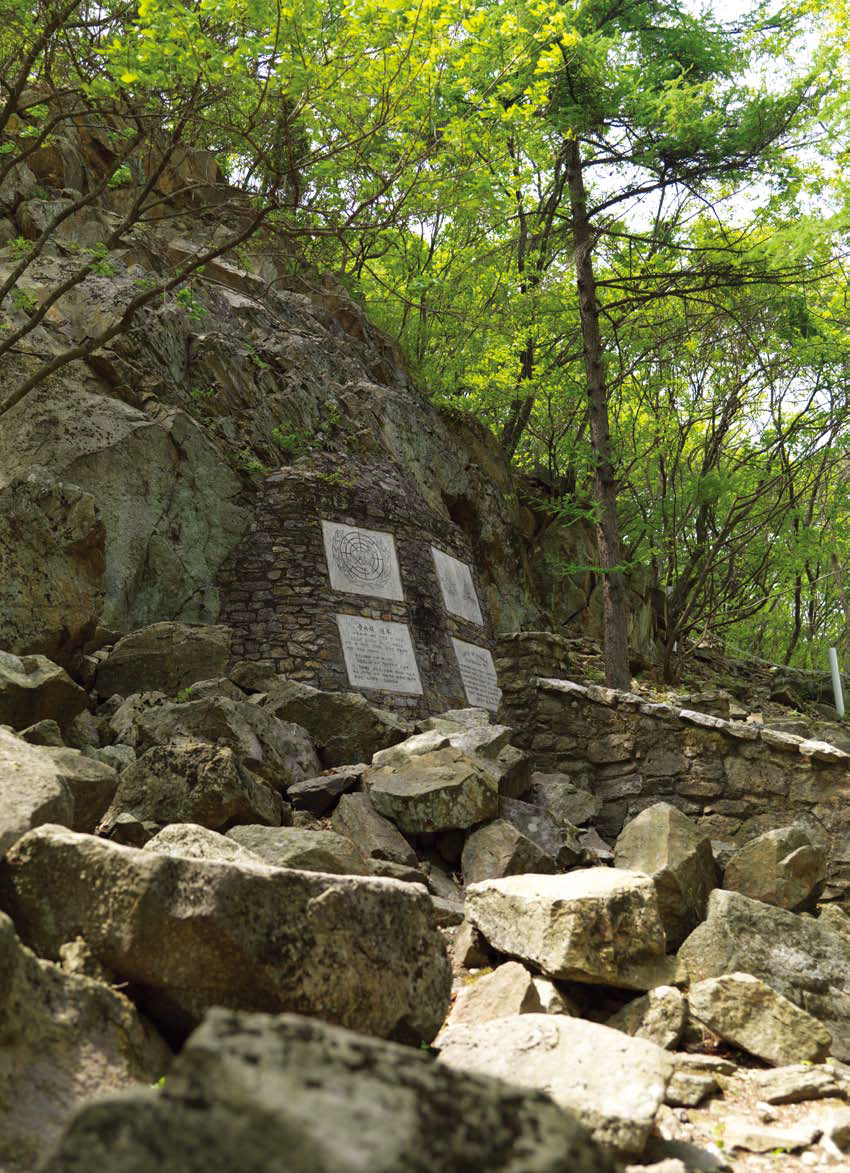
[431,547,484,625]
[322,521,403,601]
[451,637,501,711]
[337,615,423,694]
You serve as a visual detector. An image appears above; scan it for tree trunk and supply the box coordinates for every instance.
[566,139,630,689]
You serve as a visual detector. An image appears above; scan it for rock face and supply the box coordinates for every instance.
[95,623,232,698]
[0,650,87,731]
[99,741,282,833]
[466,869,669,988]
[225,825,370,875]
[365,747,499,833]
[0,911,170,1173]
[437,1014,674,1157]
[614,802,716,948]
[0,729,74,855]
[723,825,826,911]
[461,819,558,885]
[0,472,104,667]
[686,973,832,1065]
[0,825,451,1041]
[42,1010,616,1173]
[678,888,850,1059]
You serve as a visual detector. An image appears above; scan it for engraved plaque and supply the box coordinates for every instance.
[431,547,484,625]
[322,521,403,601]
[337,615,423,694]
[452,637,501,710]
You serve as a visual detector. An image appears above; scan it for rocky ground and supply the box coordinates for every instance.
[2,621,850,1171]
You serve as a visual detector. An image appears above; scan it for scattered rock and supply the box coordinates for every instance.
[364,747,499,833]
[443,961,546,1029]
[226,825,370,875]
[19,718,64,746]
[723,825,826,911]
[145,823,268,866]
[822,1106,850,1151]
[748,1063,841,1104]
[499,795,583,867]
[437,1013,674,1157]
[687,972,832,1065]
[664,1072,718,1107]
[42,746,118,834]
[614,802,716,948]
[0,728,74,855]
[452,919,492,970]
[331,792,417,866]
[607,986,686,1050]
[528,771,602,826]
[95,622,232,698]
[466,869,670,989]
[721,1117,819,1153]
[0,650,87,730]
[0,825,451,1041]
[461,818,557,885]
[42,1010,616,1173]
[287,766,364,815]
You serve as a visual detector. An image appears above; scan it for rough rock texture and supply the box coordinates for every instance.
[461,819,557,885]
[144,823,268,866]
[42,1010,616,1173]
[99,740,282,833]
[528,772,602,827]
[0,912,170,1173]
[287,767,363,815]
[686,973,832,1065]
[0,651,87,731]
[95,623,232,698]
[723,825,827,911]
[499,795,582,867]
[261,680,412,767]
[437,1014,674,1157]
[678,888,850,1059]
[441,961,546,1029]
[466,869,669,988]
[747,1064,840,1104]
[0,472,104,667]
[42,747,118,834]
[330,792,417,866]
[0,729,74,855]
[614,803,716,948]
[0,825,451,1041]
[364,747,499,833]
[225,825,369,875]
[607,986,686,1051]
[128,695,320,788]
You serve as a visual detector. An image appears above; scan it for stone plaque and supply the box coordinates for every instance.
[322,521,403,601]
[431,547,484,625]
[338,615,423,694]
[452,638,501,711]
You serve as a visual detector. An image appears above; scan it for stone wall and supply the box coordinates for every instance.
[498,669,850,899]
[218,454,498,717]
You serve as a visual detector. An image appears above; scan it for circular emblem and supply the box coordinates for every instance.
[332,528,391,588]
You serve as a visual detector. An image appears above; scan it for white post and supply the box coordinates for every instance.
[829,647,845,720]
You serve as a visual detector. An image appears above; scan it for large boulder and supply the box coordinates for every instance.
[99,740,283,834]
[437,1014,674,1158]
[441,961,550,1030]
[723,825,826,911]
[466,869,669,989]
[499,795,582,867]
[0,729,74,855]
[606,986,686,1051]
[42,747,118,834]
[528,771,601,827]
[461,819,557,885]
[126,695,320,789]
[95,623,232,698]
[374,720,529,798]
[678,888,850,1060]
[0,650,87,731]
[331,792,418,866]
[144,823,268,867]
[687,973,832,1066]
[41,1010,616,1173]
[364,747,499,833]
[0,472,104,667]
[0,825,450,1041]
[0,911,170,1173]
[260,680,412,767]
[614,802,716,948]
[225,825,370,875]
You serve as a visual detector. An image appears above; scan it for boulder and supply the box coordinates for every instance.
[607,986,686,1050]
[0,472,104,668]
[261,679,412,767]
[687,973,832,1065]
[678,888,850,1060]
[95,623,232,699]
[614,803,716,948]
[437,1014,674,1158]
[331,792,417,866]
[20,718,65,746]
[145,824,268,867]
[442,961,547,1030]
[107,691,168,749]
[225,826,369,875]
[528,772,602,827]
[0,650,87,730]
[42,746,118,834]
[0,825,450,1041]
[500,795,583,867]
[723,825,826,911]
[364,747,499,833]
[748,1063,840,1104]
[130,695,320,789]
[0,912,170,1173]
[461,819,558,885]
[42,1010,616,1173]
[287,767,363,815]
[99,740,283,833]
[374,722,529,798]
[0,729,74,855]
[466,869,669,989]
